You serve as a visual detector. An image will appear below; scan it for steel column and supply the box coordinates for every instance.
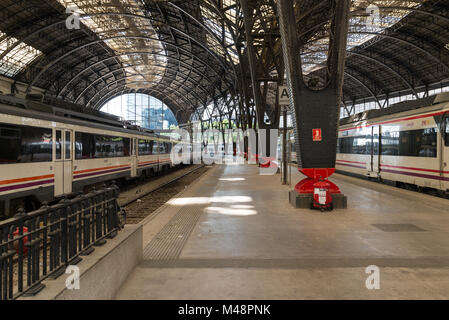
[278,0,350,169]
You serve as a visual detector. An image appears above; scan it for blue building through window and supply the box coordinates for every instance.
[101,93,178,130]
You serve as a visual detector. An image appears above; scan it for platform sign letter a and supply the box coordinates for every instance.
[278,86,290,105]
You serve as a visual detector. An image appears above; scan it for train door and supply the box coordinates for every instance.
[371,126,381,177]
[442,113,449,191]
[54,129,73,197]
[131,138,138,178]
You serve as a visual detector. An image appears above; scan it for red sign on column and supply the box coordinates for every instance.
[313,129,322,142]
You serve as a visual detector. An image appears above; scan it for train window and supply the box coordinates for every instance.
[150,140,155,155]
[112,137,123,157]
[99,136,124,158]
[338,136,371,155]
[138,139,154,156]
[338,137,346,154]
[165,143,169,154]
[75,132,95,159]
[0,123,52,164]
[149,140,155,155]
[381,129,437,158]
[123,138,131,157]
[373,134,379,156]
[416,128,437,158]
[20,126,52,163]
[158,144,164,154]
[75,133,131,159]
[166,142,173,154]
[399,131,412,156]
[65,131,72,160]
[0,124,21,164]
[56,130,62,160]
[354,136,371,155]
[95,135,109,158]
[153,142,159,155]
[381,131,400,156]
[138,139,146,155]
[338,138,347,154]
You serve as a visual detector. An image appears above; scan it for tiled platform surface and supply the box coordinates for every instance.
[116,164,449,300]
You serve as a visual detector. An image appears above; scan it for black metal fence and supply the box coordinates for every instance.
[0,183,125,300]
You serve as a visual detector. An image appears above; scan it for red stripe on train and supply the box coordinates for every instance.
[339,110,446,132]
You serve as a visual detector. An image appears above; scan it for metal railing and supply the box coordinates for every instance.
[0,183,125,300]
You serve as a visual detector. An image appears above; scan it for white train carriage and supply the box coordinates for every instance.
[0,97,178,218]
[336,93,449,193]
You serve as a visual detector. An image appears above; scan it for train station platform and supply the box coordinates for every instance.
[116,164,449,300]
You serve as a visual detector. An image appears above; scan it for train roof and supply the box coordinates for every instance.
[339,93,449,126]
[0,94,173,141]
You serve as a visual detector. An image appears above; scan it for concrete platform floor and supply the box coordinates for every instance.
[116,164,449,300]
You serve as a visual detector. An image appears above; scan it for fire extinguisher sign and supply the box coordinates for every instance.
[313,129,322,142]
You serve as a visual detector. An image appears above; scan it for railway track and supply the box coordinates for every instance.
[122,164,210,224]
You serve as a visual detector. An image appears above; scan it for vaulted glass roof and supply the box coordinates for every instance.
[55,0,167,89]
[0,0,447,125]
[200,0,239,64]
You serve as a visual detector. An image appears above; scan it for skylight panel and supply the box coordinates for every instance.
[56,0,167,90]
[0,31,42,77]
[301,0,423,74]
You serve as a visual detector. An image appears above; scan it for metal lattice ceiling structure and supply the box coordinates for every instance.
[304,0,449,115]
[0,0,448,125]
[232,0,449,127]
[0,0,238,124]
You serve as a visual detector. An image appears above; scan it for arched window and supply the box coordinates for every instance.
[101,93,178,130]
